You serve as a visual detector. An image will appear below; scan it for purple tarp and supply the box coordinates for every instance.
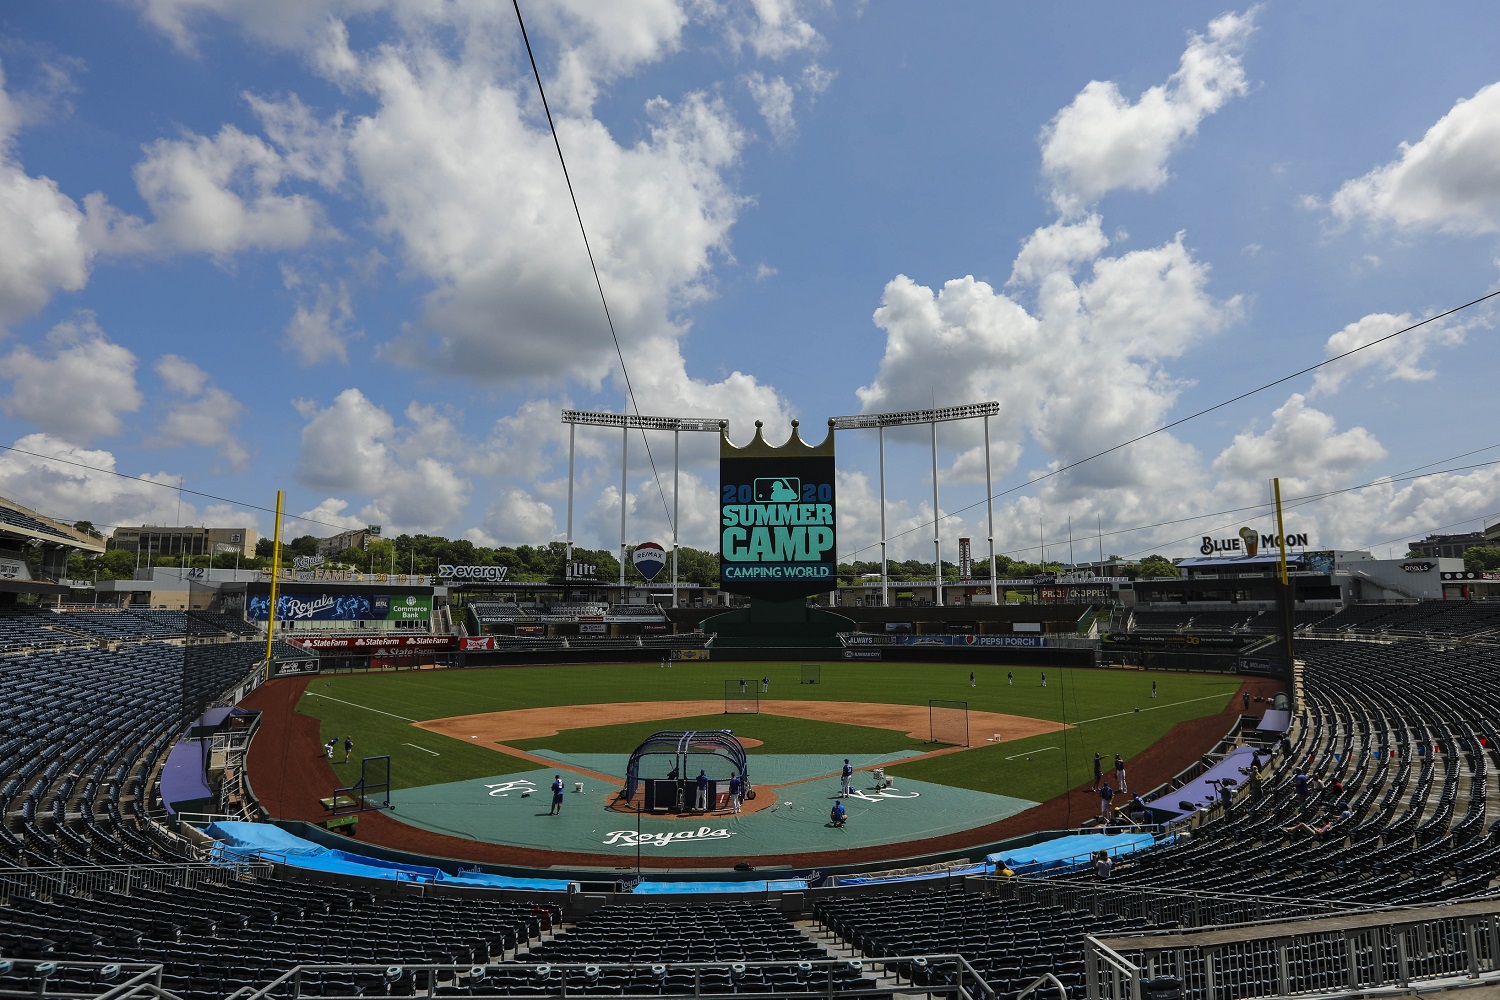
[160,741,214,814]
[1153,746,1261,821]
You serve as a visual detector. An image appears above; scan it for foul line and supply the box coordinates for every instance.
[1006,746,1058,761]
[404,743,440,756]
[304,691,416,722]
[1075,692,1234,727]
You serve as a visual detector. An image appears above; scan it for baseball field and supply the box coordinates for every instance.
[294,660,1243,806]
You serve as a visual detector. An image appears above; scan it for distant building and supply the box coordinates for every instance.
[1408,532,1486,560]
[109,525,257,559]
[315,528,379,558]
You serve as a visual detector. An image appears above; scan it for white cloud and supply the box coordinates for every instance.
[295,496,367,535]
[295,388,470,534]
[0,318,143,442]
[858,226,1237,493]
[132,123,330,256]
[530,0,690,112]
[1008,215,1110,286]
[1039,9,1255,215]
[746,72,797,144]
[732,0,824,60]
[281,267,361,365]
[0,433,189,530]
[153,354,250,471]
[478,489,559,548]
[1213,393,1387,486]
[1311,311,1469,395]
[1328,82,1500,235]
[340,46,746,386]
[0,60,109,332]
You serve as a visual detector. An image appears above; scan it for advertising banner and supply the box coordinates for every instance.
[289,635,456,650]
[632,542,667,581]
[891,634,1043,648]
[248,591,431,622]
[719,422,837,601]
[1039,585,1111,601]
[461,637,495,651]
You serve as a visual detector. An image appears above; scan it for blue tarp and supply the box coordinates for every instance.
[205,821,572,890]
[633,879,810,894]
[986,832,1155,875]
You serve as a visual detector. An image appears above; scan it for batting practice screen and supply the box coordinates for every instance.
[929,699,970,746]
[724,679,760,714]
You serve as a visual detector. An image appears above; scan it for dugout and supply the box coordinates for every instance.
[623,730,750,812]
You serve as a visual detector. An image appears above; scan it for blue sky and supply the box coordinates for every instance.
[2,2,1499,566]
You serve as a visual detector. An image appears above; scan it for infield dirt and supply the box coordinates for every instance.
[412,699,1064,746]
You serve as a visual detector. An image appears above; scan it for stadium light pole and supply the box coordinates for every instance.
[983,414,996,604]
[830,402,1000,607]
[561,411,724,607]
[931,418,942,607]
[878,424,888,607]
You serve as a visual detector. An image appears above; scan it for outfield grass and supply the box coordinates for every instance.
[299,661,1240,798]
[508,713,931,757]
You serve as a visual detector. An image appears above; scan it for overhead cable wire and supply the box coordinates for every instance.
[511,0,675,533]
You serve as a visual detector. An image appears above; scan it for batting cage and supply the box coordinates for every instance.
[724,679,760,714]
[800,664,821,685]
[622,730,751,812]
[929,699,970,746]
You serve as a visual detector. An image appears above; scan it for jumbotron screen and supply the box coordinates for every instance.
[719,426,837,601]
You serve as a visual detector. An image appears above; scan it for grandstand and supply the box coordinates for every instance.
[5,598,1500,1000]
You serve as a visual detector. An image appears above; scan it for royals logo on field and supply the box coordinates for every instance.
[632,541,668,581]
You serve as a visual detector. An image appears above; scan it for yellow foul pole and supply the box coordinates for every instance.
[264,490,284,663]
[1272,477,1289,585]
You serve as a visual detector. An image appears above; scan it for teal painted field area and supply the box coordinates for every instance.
[299,661,1241,807]
[387,763,1039,858]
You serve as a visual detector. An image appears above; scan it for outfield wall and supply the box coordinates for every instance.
[453,645,1097,669]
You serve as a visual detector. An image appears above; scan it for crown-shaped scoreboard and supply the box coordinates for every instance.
[719,419,837,602]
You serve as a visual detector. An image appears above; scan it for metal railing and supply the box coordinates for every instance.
[975,874,1368,929]
[0,860,273,903]
[0,957,174,1000]
[231,954,993,1000]
[1085,896,1500,1000]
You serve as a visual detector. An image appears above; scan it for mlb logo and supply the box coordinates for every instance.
[753,477,800,502]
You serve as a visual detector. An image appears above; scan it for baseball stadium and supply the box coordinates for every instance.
[4,11,1500,1000]
[6,444,1500,1000]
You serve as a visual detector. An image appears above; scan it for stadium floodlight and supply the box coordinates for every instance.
[829,401,999,429]
[562,410,724,433]
[561,409,726,606]
[829,401,1002,607]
